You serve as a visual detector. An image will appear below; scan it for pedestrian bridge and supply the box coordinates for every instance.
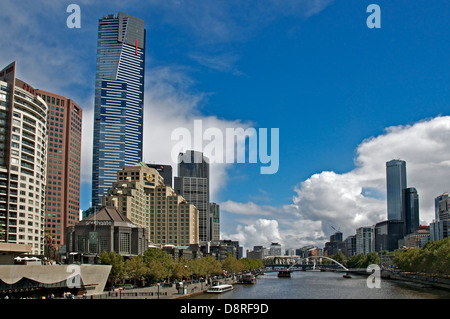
[263,255,348,272]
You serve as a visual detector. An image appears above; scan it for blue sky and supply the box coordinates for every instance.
[1,0,450,251]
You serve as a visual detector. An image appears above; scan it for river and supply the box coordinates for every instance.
[189,271,450,299]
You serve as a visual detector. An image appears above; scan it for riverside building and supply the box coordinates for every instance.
[103,162,199,246]
[0,62,48,254]
[36,89,82,245]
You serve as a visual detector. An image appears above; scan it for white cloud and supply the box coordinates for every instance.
[222,116,450,251]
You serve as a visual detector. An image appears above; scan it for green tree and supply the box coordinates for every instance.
[221,255,244,274]
[143,248,174,279]
[240,258,264,272]
[147,260,168,283]
[347,253,367,269]
[125,255,148,286]
[99,251,125,286]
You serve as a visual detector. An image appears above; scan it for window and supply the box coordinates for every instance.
[119,232,130,253]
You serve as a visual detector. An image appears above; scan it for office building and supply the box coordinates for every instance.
[0,62,48,254]
[91,12,146,208]
[375,220,404,251]
[36,89,82,245]
[430,193,450,241]
[343,235,356,258]
[268,242,282,256]
[209,202,220,241]
[324,231,343,256]
[175,150,210,241]
[386,159,407,221]
[146,163,172,187]
[103,162,199,246]
[404,187,419,235]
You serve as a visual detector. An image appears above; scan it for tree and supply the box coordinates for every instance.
[125,255,148,286]
[222,255,244,274]
[240,258,264,272]
[143,248,173,279]
[99,251,125,286]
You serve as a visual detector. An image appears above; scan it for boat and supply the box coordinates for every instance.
[238,273,257,284]
[277,270,291,278]
[206,284,234,293]
[343,272,352,279]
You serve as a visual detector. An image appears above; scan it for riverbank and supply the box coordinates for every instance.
[345,268,450,291]
[88,277,237,299]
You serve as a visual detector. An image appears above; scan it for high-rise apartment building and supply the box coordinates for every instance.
[103,162,199,246]
[175,150,210,241]
[92,12,146,208]
[36,90,82,246]
[355,226,375,255]
[0,62,48,254]
[386,159,407,221]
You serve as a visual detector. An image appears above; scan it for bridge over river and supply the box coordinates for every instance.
[263,255,349,277]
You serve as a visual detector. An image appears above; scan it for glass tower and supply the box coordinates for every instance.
[386,159,407,221]
[91,12,146,208]
[174,151,210,241]
[404,187,419,235]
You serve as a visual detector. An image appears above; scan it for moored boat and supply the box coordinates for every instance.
[206,284,234,293]
[238,273,257,284]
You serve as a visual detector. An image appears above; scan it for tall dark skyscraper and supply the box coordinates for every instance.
[91,12,146,207]
[385,159,420,239]
[386,159,407,221]
[174,150,210,241]
[404,187,419,235]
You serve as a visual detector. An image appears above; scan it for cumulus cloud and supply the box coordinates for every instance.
[222,116,450,251]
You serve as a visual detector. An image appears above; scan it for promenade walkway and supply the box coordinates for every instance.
[89,277,237,299]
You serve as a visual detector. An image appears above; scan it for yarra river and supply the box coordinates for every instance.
[191,271,450,299]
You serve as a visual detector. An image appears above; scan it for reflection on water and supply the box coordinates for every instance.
[190,271,450,299]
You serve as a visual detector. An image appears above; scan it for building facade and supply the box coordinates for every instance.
[103,162,199,246]
[146,163,172,187]
[375,220,404,252]
[404,187,419,235]
[91,12,146,208]
[355,226,375,255]
[175,150,210,241]
[430,193,450,241]
[36,90,82,246]
[66,206,148,261]
[386,159,407,222]
[209,202,220,241]
[0,62,48,254]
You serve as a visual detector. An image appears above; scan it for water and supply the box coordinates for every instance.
[191,271,450,299]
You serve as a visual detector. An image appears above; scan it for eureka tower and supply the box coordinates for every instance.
[91,12,146,208]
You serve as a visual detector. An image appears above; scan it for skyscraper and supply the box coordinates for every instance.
[36,89,83,246]
[404,187,419,235]
[91,12,146,208]
[386,159,407,221]
[174,150,210,241]
[0,62,48,254]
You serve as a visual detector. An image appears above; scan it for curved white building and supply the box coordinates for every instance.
[0,62,47,254]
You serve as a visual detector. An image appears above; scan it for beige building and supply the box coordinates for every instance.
[102,162,199,246]
[0,62,48,255]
